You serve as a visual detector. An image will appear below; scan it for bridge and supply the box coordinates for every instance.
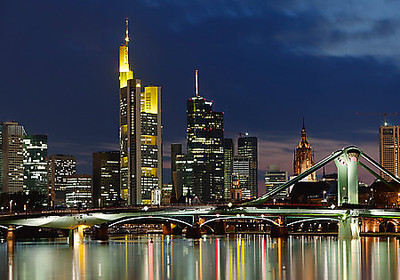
[1,146,400,244]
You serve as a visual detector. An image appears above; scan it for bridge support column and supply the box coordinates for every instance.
[335,148,360,206]
[172,224,183,235]
[93,224,108,241]
[186,225,202,239]
[69,225,86,246]
[213,222,226,235]
[163,223,172,235]
[271,225,288,238]
[339,216,360,239]
[7,226,16,242]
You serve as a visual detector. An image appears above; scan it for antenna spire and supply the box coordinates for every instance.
[195,69,199,96]
[125,18,130,46]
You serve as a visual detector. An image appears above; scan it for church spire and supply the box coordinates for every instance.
[301,117,307,142]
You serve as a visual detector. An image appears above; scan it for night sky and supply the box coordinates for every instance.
[2,1,400,192]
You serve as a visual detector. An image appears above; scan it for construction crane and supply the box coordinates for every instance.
[355,112,398,126]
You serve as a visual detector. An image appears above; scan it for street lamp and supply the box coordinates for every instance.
[9,200,13,214]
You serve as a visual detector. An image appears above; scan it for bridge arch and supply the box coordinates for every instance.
[108,216,194,228]
[378,219,399,233]
[200,215,280,227]
[287,217,340,227]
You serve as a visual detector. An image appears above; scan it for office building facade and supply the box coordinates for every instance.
[223,138,234,200]
[47,154,76,206]
[237,134,258,198]
[65,174,92,208]
[92,151,120,207]
[233,155,251,199]
[23,134,48,197]
[0,122,25,193]
[379,125,400,180]
[265,164,288,198]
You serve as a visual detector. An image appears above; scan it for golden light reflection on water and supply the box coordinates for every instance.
[2,235,400,279]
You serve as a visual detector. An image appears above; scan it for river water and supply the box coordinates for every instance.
[0,234,399,279]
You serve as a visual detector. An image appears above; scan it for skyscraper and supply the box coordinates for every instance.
[265,164,288,198]
[293,119,316,181]
[92,151,120,207]
[379,125,400,180]
[47,154,76,206]
[119,20,162,205]
[65,174,92,208]
[0,122,25,193]
[233,155,251,199]
[186,70,224,202]
[23,134,48,198]
[237,134,258,197]
[223,138,234,200]
[170,143,183,200]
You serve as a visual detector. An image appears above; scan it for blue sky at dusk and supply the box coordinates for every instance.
[2,1,400,191]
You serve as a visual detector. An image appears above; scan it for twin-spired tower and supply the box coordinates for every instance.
[119,19,162,205]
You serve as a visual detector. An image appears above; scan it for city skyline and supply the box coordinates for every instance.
[2,1,400,188]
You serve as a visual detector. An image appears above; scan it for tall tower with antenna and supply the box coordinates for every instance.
[119,19,162,205]
[185,70,224,202]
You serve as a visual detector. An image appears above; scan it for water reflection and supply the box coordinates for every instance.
[1,235,400,279]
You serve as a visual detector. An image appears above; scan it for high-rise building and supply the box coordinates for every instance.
[186,70,224,202]
[170,143,183,201]
[233,155,251,199]
[175,154,194,198]
[237,134,258,197]
[0,122,25,193]
[92,151,120,207]
[23,134,48,198]
[223,138,234,200]
[379,125,400,180]
[119,20,162,205]
[265,164,288,198]
[47,154,76,206]
[65,174,92,208]
[293,119,316,181]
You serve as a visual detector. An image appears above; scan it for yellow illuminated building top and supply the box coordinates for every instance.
[119,19,134,88]
[141,86,159,114]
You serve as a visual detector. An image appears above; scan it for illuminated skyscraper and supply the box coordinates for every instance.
[65,174,92,208]
[237,134,258,197]
[0,122,25,193]
[119,19,162,205]
[379,125,400,180]
[233,155,251,199]
[23,134,48,197]
[223,138,234,199]
[293,119,316,181]
[92,151,120,207]
[47,154,76,206]
[265,165,288,198]
[186,70,224,202]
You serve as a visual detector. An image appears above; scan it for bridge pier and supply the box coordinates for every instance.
[7,226,16,242]
[163,223,172,235]
[339,217,360,239]
[186,225,202,239]
[69,225,87,246]
[172,224,183,235]
[93,224,108,241]
[271,225,288,238]
[213,222,226,235]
